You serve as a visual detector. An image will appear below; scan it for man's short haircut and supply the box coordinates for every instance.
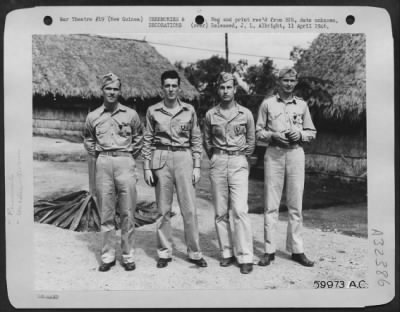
[278,67,298,79]
[161,70,181,86]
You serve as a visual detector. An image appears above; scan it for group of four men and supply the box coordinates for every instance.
[84,67,316,275]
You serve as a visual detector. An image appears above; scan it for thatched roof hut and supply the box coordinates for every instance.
[294,33,366,130]
[32,34,198,101]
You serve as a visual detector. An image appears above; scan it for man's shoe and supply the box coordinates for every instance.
[291,253,314,267]
[220,256,235,267]
[156,258,172,268]
[122,262,136,271]
[189,258,208,267]
[258,253,275,266]
[98,260,116,272]
[239,263,253,274]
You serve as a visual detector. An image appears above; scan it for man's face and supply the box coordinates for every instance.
[162,78,180,101]
[278,74,298,94]
[102,80,121,105]
[218,79,236,103]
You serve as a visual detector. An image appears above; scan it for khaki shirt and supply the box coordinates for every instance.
[84,103,143,157]
[141,100,202,170]
[256,94,316,144]
[203,102,256,158]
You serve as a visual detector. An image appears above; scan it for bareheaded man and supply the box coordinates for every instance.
[141,70,207,269]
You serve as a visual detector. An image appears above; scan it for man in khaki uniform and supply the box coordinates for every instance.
[84,73,143,272]
[141,70,207,269]
[256,67,316,267]
[203,72,255,274]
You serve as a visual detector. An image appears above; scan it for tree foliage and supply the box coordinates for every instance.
[182,55,278,120]
[183,55,229,119]
[236,57,277,118]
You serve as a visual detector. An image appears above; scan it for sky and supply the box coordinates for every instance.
[102,33,319,69]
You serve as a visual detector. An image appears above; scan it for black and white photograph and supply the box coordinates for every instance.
[4,6,395,308]
[31,31,368,289]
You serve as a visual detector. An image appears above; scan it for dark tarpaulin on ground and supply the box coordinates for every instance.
[34,190,171,232]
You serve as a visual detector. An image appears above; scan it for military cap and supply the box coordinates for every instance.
[216,72,237,85]
[278,67,298,79]
[101,72,121,89]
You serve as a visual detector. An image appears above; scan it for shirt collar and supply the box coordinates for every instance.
[100,102,126,114]
[155,99,189,111]
[214,101,244,115]
[276,93,297,104]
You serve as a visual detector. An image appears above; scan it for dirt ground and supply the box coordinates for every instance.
[33,137,368,291]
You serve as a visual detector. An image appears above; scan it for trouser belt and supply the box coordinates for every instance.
[156,145,189,151]
[99,151,132,157]
[269,143,301,149]
[213,149,245,156]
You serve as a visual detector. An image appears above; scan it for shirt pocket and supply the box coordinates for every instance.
[178,121,192,133]
[290,112,304,131]
[290,112,303,125]
[268,108,287,131]
[227,123,246,138]
[154,120,169,134]
[268,109,283,121]
[95,122,109,137]
[232,123,247,136]
[170,121,190,140]
[118,122,132,138]
[211,122,224,137]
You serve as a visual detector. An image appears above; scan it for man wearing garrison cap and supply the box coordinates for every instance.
[203,72,256,274]
[256,66,316,267]
[84,73,143,272]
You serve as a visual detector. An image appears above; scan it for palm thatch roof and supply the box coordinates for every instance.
[32,34,198,101]
[295,33,366,125]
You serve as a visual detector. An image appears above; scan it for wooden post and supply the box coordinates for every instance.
[225,33,229,71]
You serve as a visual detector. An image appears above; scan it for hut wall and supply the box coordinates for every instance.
[33,106,147,142]
[33,107,88,142]
[304,132,367,181]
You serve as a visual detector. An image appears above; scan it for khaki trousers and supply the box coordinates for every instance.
[153,150,202,260]
[263,146,305,254]
[96,155,137,264]
[210,154,253,264]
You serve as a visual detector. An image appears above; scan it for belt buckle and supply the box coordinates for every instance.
[227,151,234,156]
